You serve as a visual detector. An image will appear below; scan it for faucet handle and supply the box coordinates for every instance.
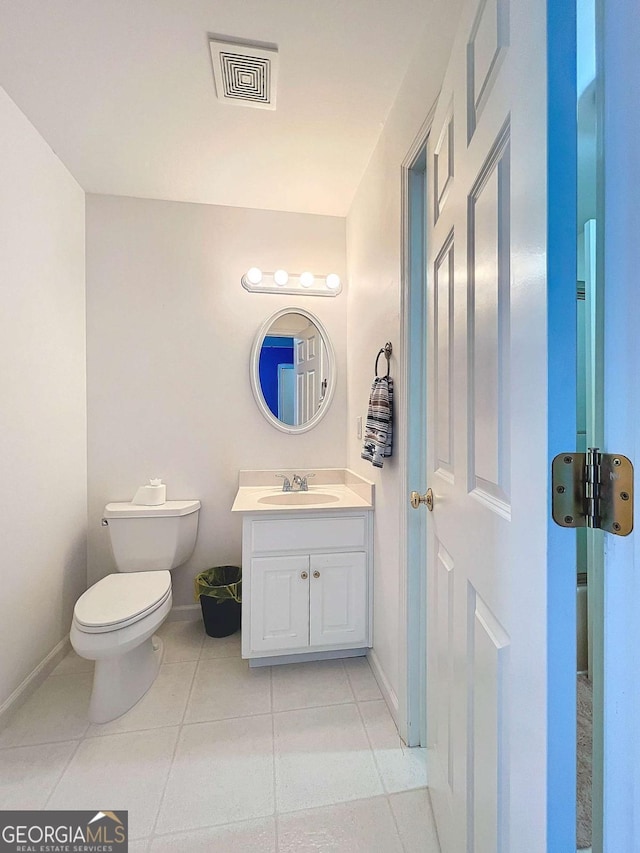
[299,473,315,491]
[275,473,292,492]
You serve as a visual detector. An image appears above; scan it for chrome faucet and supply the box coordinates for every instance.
[275,473,292,492]
[292,473,315,492]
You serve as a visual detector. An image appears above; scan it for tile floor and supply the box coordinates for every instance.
[0,621,440,852]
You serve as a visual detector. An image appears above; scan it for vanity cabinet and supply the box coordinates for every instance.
[241,512,373,663]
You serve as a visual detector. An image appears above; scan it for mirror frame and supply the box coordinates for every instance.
[249,307,337,434]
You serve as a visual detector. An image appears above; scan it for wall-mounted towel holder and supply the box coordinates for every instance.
[375,342,393,378]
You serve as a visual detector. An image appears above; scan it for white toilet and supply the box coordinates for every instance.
[71,499,200,723]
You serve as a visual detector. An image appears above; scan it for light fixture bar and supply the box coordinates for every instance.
[241,269,343,297]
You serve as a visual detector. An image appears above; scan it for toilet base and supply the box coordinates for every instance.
[89,635,164,723]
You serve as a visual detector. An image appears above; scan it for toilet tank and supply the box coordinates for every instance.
[103,500,200,573]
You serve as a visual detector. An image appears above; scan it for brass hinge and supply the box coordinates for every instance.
[552,448,634,536]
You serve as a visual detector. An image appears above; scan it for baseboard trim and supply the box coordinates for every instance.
[367,648,400,726]
[167,603,201,622]
[0,636,70,730]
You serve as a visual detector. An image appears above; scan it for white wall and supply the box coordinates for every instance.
[0,87,86,708]
[86,195,347,606]
[345,3,462,710]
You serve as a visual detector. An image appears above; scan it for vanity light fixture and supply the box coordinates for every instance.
[241,268,343,297]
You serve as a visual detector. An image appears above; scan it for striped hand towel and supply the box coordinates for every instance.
[361,376,394,468]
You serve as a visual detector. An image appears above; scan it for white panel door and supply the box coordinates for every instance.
[309,552,367,648]
[250,555,309,652]
[421,0,576,850]
[294,324,322,423]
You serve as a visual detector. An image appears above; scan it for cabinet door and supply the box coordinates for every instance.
[309,552,367,648]
[250,555,309,652]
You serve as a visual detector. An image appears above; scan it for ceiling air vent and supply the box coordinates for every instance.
[209,37,278,110]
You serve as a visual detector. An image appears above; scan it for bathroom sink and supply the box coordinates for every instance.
[258,491,340,506]
[230,472,375,513]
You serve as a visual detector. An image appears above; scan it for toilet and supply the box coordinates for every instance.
[71,499,200,723]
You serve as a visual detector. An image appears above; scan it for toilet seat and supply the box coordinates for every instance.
[74,571,171,634]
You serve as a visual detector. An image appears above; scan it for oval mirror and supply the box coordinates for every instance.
[250,308,336,434]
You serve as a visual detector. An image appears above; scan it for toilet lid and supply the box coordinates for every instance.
[74,571,171,630]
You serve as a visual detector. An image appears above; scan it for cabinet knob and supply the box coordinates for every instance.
[313,570,320,579]
[300,571,308,580]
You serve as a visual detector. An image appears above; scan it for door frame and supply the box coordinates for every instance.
[547,3,579,847]
[595,0,640,847]
[398,106,435,747]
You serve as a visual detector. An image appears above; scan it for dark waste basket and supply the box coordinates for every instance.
[194,565,242,638]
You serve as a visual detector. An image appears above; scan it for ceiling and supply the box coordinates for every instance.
[0,0,433,217]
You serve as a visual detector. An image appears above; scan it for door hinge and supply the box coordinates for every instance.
[552,448,634,536]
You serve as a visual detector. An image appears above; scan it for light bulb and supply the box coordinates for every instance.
[246,267,263,285]
[325,273,341,290]
[299,271,314,288]
[274,269,289,286]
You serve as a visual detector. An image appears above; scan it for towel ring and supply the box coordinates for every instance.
[375,342,393,378]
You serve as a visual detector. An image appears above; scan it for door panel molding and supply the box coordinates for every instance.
[467,119,511,514]
[467,0,510,141]
[468,587,510,852]
[434,229,456,482]
[435,106,455,221]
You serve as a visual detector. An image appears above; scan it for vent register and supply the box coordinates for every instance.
[209,38,278,110]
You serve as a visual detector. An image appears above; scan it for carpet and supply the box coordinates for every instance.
[577,673,592,849]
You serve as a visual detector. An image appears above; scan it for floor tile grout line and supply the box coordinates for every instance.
[271,696,355,715]
[387,792,411,853]
[0,736,85,754]
[354,691,389,796]
[343,656,384,704]
[42,737,85,809]
[274,812,281,853]
[271,668,280,852]
[340,656,357,704]
[147,647,200,839]
[160,622,205,664]
[146,726,182,840]
[195,625,206,659]
[269,661,274,714]
[271,698,365,717]
[180,656,203,725]
[0,694,381,751]
[149,812,277,841]
[275,791,395,819]
[426,787,443,852]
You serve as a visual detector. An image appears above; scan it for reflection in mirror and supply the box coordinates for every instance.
[259,313,327,425]
[250,309,335,434]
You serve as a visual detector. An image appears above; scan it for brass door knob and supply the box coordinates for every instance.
[313,570,320,579]
[410,488,434,511]
[301,571,308,579]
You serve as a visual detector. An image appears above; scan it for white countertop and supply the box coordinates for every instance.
[231,469,375,513]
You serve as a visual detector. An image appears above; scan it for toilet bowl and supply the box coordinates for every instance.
[71,499,200,723]
[71,572,172,723]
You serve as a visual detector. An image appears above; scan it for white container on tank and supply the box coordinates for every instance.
[132,478,166,505]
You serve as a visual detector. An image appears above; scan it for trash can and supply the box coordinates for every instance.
[194,566,242,638]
